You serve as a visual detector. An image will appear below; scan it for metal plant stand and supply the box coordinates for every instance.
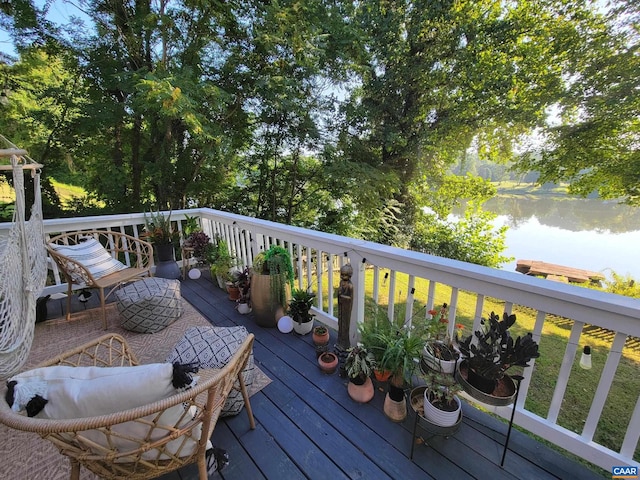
[408,386,461,460]
[500,376,523,467]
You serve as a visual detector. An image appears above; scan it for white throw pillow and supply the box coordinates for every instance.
[51,237,127,280]
[7,363,205,460]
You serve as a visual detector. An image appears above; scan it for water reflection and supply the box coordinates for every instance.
[484,196,640,233]
[480,196,640,279]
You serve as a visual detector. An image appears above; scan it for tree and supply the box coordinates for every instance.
[514,0,640,205]
[334,0,632,260]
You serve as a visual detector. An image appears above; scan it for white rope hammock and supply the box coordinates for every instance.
[0,140,47,380]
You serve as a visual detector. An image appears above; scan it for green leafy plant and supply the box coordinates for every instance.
[182,214,201,237]
[422,370,462,411]
[457,311,540,380]
[143,210,177,244]
[377,326,425,386]
[423,302,463,362]
[344,345,376,381]
[207,238,236,279]
[313,325,327,336]
[252,245,294,309]
[358,308,394,367]
[288,289,315,324]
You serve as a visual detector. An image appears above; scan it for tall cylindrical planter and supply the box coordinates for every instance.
[154,243,181,279]
[384,384,407,422]
[251,273,291,328]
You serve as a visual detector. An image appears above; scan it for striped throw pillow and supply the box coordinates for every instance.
[51,237,127,280]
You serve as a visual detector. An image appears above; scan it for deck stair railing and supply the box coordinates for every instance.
[2,207,638,472]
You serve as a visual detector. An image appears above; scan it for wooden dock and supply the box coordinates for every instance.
[516,260,605,284]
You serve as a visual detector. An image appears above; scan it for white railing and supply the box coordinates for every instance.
[2,207,639,471]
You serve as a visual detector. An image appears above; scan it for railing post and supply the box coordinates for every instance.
[349,256,366,347]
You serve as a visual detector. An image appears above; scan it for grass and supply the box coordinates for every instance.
[308,264,639,473]
[1,177,92,211]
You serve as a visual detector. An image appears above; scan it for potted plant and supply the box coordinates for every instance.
[344,345,376,403]
[312,325,330,346]
[251,245,294,328]
[183,230,212,265]
[421,370,462,427]
[318,350,338,374]
[358,310,394,382]
[226,267,244,301]
[421,303,462,375]
[377,325,426,422]
[457,311,540,406]
[143,210,180,279]
[289,289,316,335]
[207,238,236,289]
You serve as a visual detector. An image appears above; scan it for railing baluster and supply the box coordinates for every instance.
[548,321,584,423]
[582,332,627,441]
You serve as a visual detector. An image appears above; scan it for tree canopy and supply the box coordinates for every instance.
[0,0,637,268]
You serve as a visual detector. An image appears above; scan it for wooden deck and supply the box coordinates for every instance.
[46,274,607,480]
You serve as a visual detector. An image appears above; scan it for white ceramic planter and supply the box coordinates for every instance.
[422,390,461,427]
[293,320,314,335]
[237,302,252,315]
[422,343,458,374]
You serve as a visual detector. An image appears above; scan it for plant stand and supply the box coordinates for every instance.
[409,386,461,460]
[500,376,523,467]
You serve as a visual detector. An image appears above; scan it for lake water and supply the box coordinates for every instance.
[482,196,640,280]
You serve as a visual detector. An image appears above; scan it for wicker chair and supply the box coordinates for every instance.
[0,333,256,480]
[47,230,154,329]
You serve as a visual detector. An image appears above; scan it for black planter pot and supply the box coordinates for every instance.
[466,367,497,394]
[388,383,405,402]
[456,360,517,406]
[154,243,181,279]
[349,374,367,386]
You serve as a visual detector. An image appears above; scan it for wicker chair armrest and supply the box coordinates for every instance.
[37,333,139,368]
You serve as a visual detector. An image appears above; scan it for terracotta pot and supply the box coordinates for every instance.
[347,376,374,403]
[374,369,392,382]
[226,283,241,301]
[312,328,330,346]
[384,391,407,422]
[318,352,338,374]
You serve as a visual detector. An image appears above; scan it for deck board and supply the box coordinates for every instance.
[46,273,607,479]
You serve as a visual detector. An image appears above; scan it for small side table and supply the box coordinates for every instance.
[409,386,461,460]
